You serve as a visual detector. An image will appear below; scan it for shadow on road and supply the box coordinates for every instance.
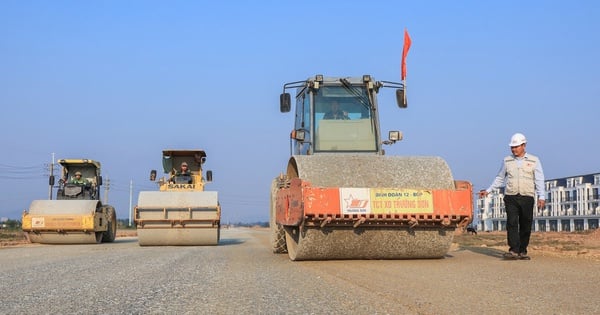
[457,245,506,258]
[113,237,139,244]
[218,238,246,246]
[114,236,246,246]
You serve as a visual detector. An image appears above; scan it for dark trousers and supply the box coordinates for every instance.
[503,194,534,254]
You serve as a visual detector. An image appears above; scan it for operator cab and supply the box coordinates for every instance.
[55,159,103,200]
[280,75,405,155]
[151,149,213,191]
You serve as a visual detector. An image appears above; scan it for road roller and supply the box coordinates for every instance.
[271,75,473,260]
[134,149,221,246]
[22,159,117,244]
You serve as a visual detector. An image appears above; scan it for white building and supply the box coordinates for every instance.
[477,172,600,232]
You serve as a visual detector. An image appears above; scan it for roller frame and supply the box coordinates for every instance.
[272,156,473,260]
[22,200,116,244]
[134,191,221,246]
[276,178,472,229]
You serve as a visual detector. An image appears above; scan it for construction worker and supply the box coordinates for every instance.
[323,100,350,120]
[176,162,191,176]
[172,162,192,183]
[69,171,89,185]
[479,133,546,260]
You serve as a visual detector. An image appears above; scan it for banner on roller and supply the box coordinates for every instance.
[340,188,433,214]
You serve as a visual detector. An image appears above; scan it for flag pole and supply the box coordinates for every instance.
[403,78,407,105]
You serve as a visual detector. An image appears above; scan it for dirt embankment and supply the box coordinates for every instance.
[454,228,600,260]
[0,229,138,247]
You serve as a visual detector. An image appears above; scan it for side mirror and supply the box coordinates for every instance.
[396,89,407,108]
[49,175,55,186]
[97,176,103,186]
[206,170,213,182]
[150,170,157,181]
[280,93,291,113]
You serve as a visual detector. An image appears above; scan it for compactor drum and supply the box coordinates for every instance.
[134,150,221,246]
[22,159,117,244]
[272,75,473,260]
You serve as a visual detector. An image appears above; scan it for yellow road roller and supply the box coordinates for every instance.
[22,159,117,244]
[271,75,473,260]
[134,149,221,246]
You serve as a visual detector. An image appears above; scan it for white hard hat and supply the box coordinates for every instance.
[509,133,527,147]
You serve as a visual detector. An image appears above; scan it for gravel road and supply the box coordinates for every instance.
[1,228,598,314]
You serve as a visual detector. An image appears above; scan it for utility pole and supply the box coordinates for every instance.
[48,152,55,200]
[128,179,133,226]
[104,178,110,204]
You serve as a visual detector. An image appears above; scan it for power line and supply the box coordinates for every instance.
[0,161,52,180]
[0,175,47,180]
[0,163,44,169]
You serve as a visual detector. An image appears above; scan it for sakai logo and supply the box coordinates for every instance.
[167,184,196,189]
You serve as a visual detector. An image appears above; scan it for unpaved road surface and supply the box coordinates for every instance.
[1,228,599,314]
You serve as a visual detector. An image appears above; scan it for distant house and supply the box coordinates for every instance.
[477,172,600,232]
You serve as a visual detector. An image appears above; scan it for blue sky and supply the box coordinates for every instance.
[1,1,599,223]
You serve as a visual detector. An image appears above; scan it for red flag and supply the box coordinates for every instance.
[401,29,412,80]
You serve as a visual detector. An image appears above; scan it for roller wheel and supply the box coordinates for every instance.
[284,226,300,261]
[102,206,117,243]
[270,178,287,253]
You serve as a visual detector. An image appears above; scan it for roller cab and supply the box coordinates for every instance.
[22,159,117,244]
[272,76,473,260]
[134,150,221,246]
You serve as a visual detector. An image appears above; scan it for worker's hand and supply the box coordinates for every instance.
[478,190,488,198]
[537,199,546,209]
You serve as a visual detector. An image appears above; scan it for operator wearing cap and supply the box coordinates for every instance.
[69,171,89,185]
[479,133,545,260]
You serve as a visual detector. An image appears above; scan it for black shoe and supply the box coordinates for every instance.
[518,253,531,260]
[502,251,519,260]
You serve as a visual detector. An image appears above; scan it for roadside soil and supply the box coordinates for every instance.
[3,228,600,260]
[453,228,600,260]
[0,229,138,247]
